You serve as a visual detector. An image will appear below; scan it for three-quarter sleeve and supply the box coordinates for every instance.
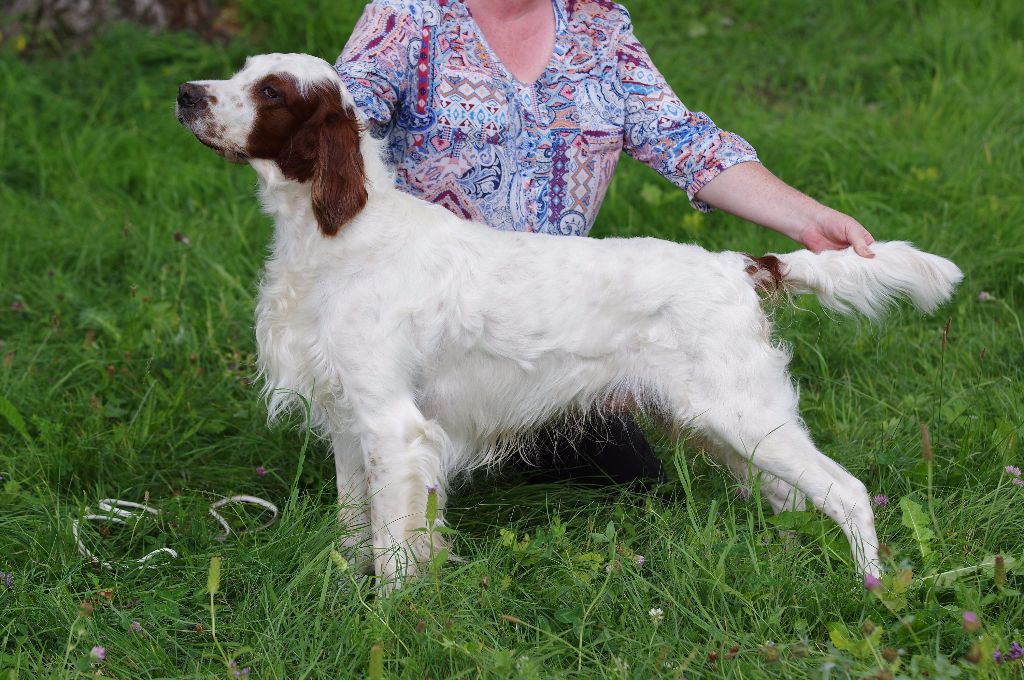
[614,13,759,212]
[335,0,422,130]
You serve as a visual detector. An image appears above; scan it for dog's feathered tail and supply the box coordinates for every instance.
[746,241,963,319]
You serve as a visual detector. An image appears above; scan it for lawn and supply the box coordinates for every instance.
[1,1,1023,677]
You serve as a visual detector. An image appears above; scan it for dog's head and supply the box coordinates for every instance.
[176,53,367,236]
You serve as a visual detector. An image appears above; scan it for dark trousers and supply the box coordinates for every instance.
[518,414,665,486]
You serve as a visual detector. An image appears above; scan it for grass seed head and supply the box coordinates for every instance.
[919,422,933,461]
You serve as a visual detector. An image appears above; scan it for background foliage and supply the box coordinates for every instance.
[1,0,1023,677]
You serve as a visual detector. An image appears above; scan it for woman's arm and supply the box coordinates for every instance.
[613,11,758,212]
[613,10,874,256]
[335,0,420,128]
[694,161,875,257]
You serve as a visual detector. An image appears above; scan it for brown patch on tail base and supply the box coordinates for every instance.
[743,254,785,294]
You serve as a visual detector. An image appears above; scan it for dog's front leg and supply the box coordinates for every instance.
[360,400,448,591]
[330,429,373,571]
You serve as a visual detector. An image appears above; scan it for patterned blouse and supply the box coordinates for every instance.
[336,0,759,235]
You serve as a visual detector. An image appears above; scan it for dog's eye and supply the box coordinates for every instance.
[261,86,280,100]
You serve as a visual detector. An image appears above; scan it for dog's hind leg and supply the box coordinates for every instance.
[699,411,879,577]
[683,428,808,514]
[715,448,808,513]
[672,346,880,578]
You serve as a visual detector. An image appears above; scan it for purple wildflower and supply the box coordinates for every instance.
[978,291,991,301]
[130,620,142,633]
[864,573,881,591]
[255,466,268,478]
[1013,478,1024,487]
[962,610,980,632]
[994,650,1003,664]
[872,494,890,507]
[1,571,12,591]
[229,660,251,678]
[1009,642,1023,661]
[91,646,105,661]
[1005,465,1021,477]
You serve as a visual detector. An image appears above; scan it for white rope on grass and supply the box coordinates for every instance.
[73,495,279,570]
[208,495,279,541]
[72,498,179,570]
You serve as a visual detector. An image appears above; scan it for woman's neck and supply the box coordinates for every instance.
[468,0,549,21]
[466,0,555,84]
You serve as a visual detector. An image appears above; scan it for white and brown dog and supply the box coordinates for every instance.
[177,53,962,587]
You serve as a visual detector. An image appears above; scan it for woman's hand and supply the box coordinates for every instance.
[798,206,875,258]
[693,162,877,258]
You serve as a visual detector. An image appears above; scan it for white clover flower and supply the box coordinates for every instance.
[649,607,664,624]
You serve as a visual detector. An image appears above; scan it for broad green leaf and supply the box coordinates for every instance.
[829,622,883,659]
[899,497,934,559]
[926,554,1020,588]
[499,528,517,547]
[430,548,448,571]
[875,568,913,613]
[767,510,817,532]
[0,395,30,442]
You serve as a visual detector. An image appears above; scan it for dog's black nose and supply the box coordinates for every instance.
[177,82,208,109]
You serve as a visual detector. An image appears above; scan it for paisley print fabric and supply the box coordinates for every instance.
[337,0,759,235]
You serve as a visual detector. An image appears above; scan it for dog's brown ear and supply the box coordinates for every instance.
[311,105,368,237]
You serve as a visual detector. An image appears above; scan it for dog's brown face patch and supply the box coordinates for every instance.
[244,75,316,175]
[243,75,368,235]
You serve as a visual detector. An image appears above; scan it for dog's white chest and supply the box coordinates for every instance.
[254,264,332,420]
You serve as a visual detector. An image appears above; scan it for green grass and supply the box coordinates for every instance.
[1,1,1023,677]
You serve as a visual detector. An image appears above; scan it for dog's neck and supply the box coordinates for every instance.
[250,131,394,262]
